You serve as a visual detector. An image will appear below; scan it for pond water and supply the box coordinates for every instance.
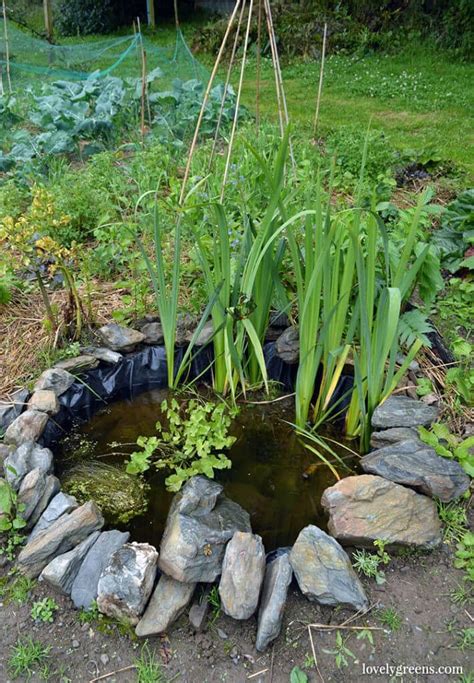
[57,390,354,551]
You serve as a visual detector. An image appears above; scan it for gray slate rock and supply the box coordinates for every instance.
[371,396,439,430]
[136,574,196,636]
[29,492,78,541]
[82,347,123,364]
[17,501,104,578]
[18,470,60,528]
[275,327,299,364]
[195,321,214,347]
[40,531,101,595]
[0,389,29,430]
[140,322,164,345]
[361,439,470,502]
[289,525,367,611]
[0,444,12,468]
[189,586,211,631]
[27,390,60,415]
[97,542,158,625]
[219,532,266,620]
[175,313,198,346]
[34,368,75,396]
[4,410,49,446]
[256,551,292,651]
[71,530,130,609]
[370,426,420,449]
[4,442,53,490]
[159,476,251,583]
[54,355,99,373]
[321,475,442,550]
[97,323,145,352]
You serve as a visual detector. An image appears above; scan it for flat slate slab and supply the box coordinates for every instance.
[40,532,101,595]
[136,574,196,637]
[256,551,292,652]
[371,396,438,430]
[321,475,442,550]
[361,439,470,502]
[219,532,266,620]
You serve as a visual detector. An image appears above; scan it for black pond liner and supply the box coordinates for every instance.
[40,341,354,449]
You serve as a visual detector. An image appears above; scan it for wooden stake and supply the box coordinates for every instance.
[313,22,327,139]
[173,0,180,30]
[43,0,53,41]
[140,48,147,141]
[146,0,155,28]
[263,0,284,138]
[220,0,254,201]
[2,0,12,93]
[255,0,262,136]
[179,0,243,205]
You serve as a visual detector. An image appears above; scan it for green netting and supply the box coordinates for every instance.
[0,20,210,86]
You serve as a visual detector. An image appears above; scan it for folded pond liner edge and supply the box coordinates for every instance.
[40,341,354,448]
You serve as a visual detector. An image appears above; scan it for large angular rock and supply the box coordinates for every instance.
[361,439,470,502]
[256,551,292,651]
[27,390,60,415]
[82,347,123,364]
[34,368,75,396]
[54,355,99,373]
[29,492,78,541]
[140,322,164,345]
[371,396,438,430]
[219,532,265,620]
[17,501,104,578]
[97,323,145,352]
[4,411,49,446]
[0,389,28,430]
[136,574,196,636]
[275,327,299,364]
[289,525,367,610]
[71,530,130,609]
[18,469,60,528]
[40,532,101,595]
[4,442,53,490]
[370,427,420,449]
[158,476,251,583]
[321,475,442,549]
[97,542,158,624]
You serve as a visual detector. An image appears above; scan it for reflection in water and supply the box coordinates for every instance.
[58,390,352,551]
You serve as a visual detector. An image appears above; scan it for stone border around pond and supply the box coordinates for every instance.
[0,321,470,651]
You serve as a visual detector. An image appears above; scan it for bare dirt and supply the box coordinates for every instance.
[1,540,472,683]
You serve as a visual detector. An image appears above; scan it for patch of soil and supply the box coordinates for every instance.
[1,542,472,683]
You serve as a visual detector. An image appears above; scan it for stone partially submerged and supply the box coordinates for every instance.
[219,532,266,620]
[321,475,442,549]
[256,551,292,652]
[97,542,158,624]
[361,439,470,502]
[158,476,251,583]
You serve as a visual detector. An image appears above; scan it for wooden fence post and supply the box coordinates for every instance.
[43,0,53,40]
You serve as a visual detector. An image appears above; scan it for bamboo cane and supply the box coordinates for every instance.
[208,0,246,170]
[220,0,254,202]
[173,0,180,30]
[2,0,12,93]
[179,0,242,205]
[263,0,284,138]
[313,22,327,139]
[255,0,262,136]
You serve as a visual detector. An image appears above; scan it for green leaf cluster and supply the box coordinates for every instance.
[418,423,474,477]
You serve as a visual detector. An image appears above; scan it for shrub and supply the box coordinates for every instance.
[56,0,116,36]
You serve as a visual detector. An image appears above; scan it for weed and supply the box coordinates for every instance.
[9,637,51,681]
[322,630,356,670]
[437,500,468,545]
[134,642,167,683]
[7,576,36,605]
[31,597,59,623]
[78,600,101,624]
[377,607,402,632]
[456,628,474,652]
[290,667,308,682]
[207,585,221,625]
[353,539,391,584]
[450,582,473,607]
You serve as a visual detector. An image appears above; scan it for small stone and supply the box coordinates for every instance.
[17,501,104,578]
[289,525,368,611]
[27,390,60,415]
[158,476,251,583]
[321,475,442,550]
[371,396,439,430]
[370,427,420,449]
[140,322,164,345]
[100,654,110,666]
[34,368,75,396]
[256,551,292,652]
[4,411,49,447]
[219,532,266,620]
[82,347,123,364]
[189,587,211,632]
[97,542,158,625]
[29,492,78,541]
[361,439,470,502]
[135,574,196,636]
[4,442,53,490]
[217,628,228,640]
[71,530,130,609]
[97,323,145,352]
[275,327,299,364]
[54,355,99,373]
[72,640,80,649]
[40,532,101,595]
